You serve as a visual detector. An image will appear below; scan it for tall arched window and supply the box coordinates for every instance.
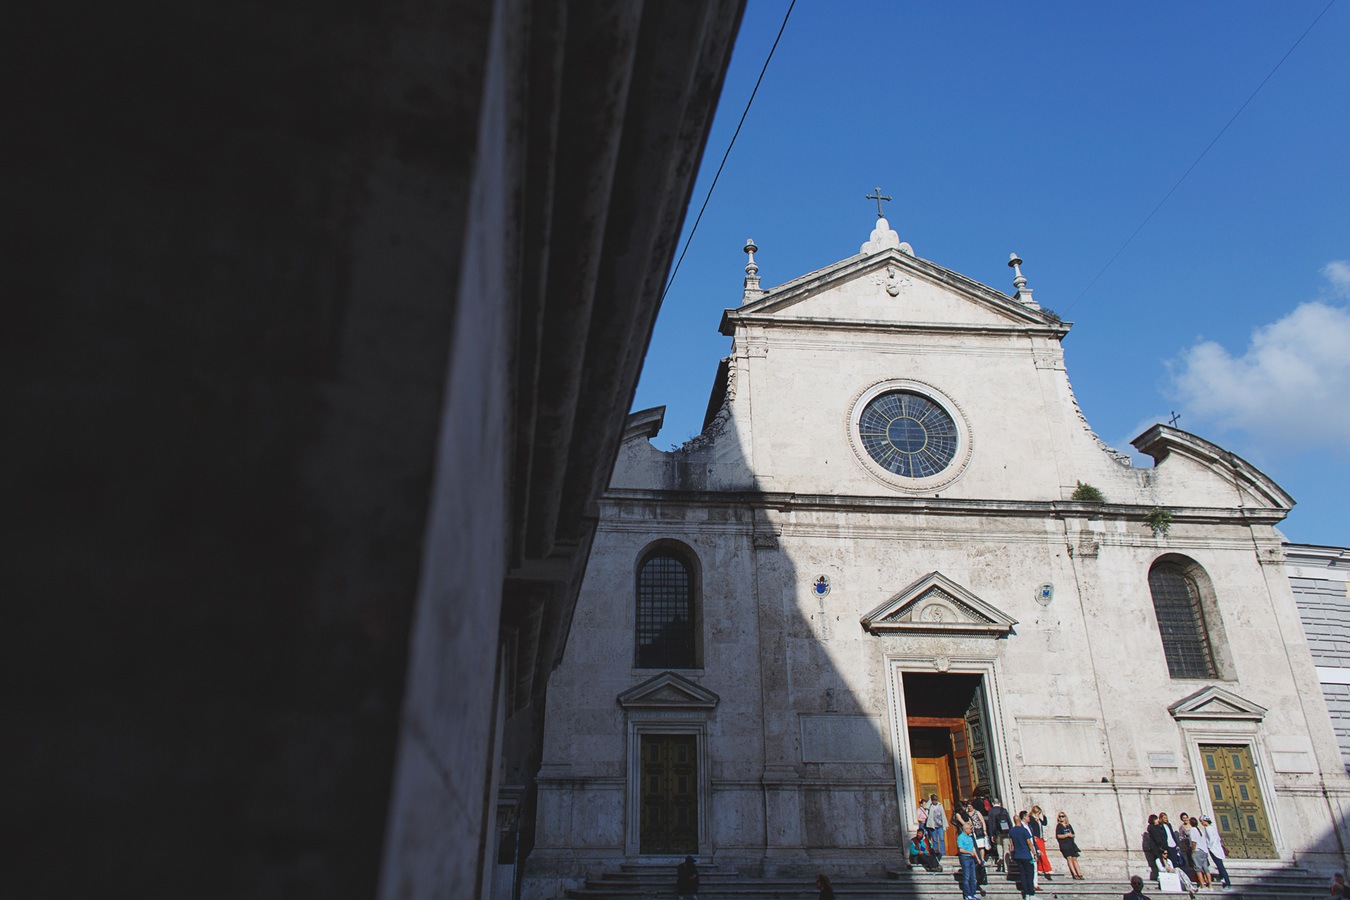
[635,549,697,668]
[1148,561,1217,679]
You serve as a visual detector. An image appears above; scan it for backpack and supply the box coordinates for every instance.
[1142,831,1155,854]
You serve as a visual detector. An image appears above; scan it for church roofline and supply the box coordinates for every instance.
[719,247,1065,336]
[702,357,731,432]
[1132,424,1294,511]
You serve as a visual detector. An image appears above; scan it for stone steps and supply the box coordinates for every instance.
[563,862,1328,900]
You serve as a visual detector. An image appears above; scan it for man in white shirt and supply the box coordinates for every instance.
[1200,816,1231,888]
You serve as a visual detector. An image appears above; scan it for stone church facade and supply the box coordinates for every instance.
[522,217,1350,896]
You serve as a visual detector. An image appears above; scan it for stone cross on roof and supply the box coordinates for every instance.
[865,186,892,219]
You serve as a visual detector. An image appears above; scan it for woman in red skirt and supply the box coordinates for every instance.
[1028,805,1054,884]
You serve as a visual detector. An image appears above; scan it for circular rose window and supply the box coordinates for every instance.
[847,380,972,492]
[857,390,959,478]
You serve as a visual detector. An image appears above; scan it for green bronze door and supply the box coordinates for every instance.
[1200,744,1276,858]
[640,734,698,854]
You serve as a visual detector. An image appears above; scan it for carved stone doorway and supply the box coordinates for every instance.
[902,672,999,854]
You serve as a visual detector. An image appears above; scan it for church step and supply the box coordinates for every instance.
[565,870,1327,900]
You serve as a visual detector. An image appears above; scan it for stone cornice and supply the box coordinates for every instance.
[598,489,1289,526]
[724,247,1062,333]
[722,313,1068,340]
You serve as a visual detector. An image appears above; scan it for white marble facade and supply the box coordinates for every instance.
[521,220,1350,896]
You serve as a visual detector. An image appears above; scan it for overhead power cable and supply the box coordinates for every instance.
[662,0,798,302]
[1066,0,1336,313]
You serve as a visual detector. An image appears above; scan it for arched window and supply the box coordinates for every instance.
[1148,561,1217,679]
[635,549,697,669]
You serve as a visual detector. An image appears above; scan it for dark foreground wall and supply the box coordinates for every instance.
[4,1,741,897]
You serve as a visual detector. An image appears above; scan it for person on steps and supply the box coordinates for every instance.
[1124,874,1152,900]
[1200,816,1231,888]
[1055,812,1084,880]
[1009,811,1036,900]
[958,819,981,900]
[676,856,699,900]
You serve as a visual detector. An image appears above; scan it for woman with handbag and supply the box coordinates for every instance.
[1028,805,1054,883]
[968,802,991,895]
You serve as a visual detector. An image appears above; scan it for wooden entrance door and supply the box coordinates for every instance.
[1199,744,1276,858]
[910,723,961,856]
[640,734,697,854]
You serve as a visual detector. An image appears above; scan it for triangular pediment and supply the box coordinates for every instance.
[861,571,1017,636]
[1169,686,1267,722]
[721,248,1066,337]
[617,671,720,710]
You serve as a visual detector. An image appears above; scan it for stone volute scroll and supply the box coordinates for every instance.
[860,571,1017,637]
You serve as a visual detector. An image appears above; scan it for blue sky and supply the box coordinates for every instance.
[631,0,1350,547]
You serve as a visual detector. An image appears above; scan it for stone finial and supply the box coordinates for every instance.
[742,238,762,304]
[1008,252,1038,307]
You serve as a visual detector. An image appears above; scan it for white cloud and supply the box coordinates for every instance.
[1324,260,1350,298]
[1170,262,1350,455]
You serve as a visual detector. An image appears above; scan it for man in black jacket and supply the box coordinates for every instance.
[1157,813,1185,872]
[987,798,1013,871]
[1143,814,1165,882]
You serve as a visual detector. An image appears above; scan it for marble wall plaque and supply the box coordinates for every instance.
[1017,717,1107,767]
[800,714,888,763]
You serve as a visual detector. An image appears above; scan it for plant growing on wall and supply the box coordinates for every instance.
[1072,481,1104,502]
[1145,507,1173,536]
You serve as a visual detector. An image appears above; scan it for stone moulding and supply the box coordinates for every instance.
[1168,685,1267,722]
[860,571,1017,636]
[617,671,720,710]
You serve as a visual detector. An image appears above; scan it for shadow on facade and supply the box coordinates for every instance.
[522,384,1350,897]
[521,387,1036,895]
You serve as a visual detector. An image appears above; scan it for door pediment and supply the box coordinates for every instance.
[618,671,720,710]
[1169,685,1267,722]
[861,571,1017,637]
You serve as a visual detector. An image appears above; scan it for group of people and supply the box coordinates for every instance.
[909,794,1084,900]
[1142,810,1231,892]
[673,802,1240,900]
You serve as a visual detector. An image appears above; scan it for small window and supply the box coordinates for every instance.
[1148,562,1217,678]
[636,550,697,668]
